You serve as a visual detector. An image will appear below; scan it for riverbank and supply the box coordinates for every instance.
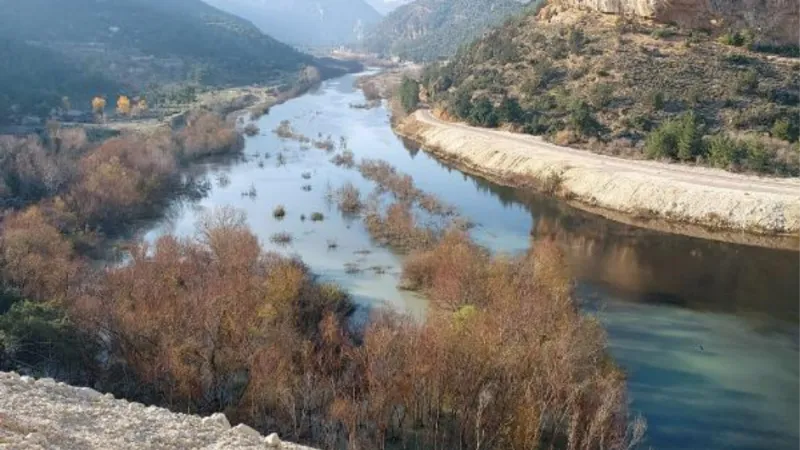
[395,109,800,249]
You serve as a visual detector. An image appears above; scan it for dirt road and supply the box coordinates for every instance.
[398,110,799,248]
[417,110,800,197]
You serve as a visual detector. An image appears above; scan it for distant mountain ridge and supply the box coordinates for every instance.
[201,0,382,47]
[364,0,532,61]
[0,0,353,123]
[366,0,415,14]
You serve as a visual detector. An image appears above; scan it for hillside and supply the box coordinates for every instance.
[0,371,315,449]
[364,0,532,61]
[554,0,798,47]
[0,37,122,122]
[418,4,800,176]
[0,0,321,123]
[201,0,382,47]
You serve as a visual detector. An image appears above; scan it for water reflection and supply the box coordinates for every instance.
[141,72,799,450]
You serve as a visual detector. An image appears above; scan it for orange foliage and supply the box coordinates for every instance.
[178,112,243,159]
[0,206,82,302]
[91,97,106,115]
[116,96,131,116]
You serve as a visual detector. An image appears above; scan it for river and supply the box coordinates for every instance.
[143,72,800,450]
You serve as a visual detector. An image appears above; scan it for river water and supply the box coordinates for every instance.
[143,73,799,450]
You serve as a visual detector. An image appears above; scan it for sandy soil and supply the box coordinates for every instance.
[397,110,800,248]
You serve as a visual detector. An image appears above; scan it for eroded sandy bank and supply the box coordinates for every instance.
[396,110,800,249]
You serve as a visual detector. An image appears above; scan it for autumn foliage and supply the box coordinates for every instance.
[0,112,645,449]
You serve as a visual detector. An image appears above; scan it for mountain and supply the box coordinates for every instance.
[0,0,324,122]
[365,0,415,15]
[0,37,123,122]
[364,0,531,61]
[418,2,799,175]
[201,0,382,47]
[0,0,311,87]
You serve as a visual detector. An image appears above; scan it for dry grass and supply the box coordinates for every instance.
[358,159,454,216]
[270,231,293,245]
[179,111,244,159]
[330,150,356,168]
[334,182,362,214]
[364,201,438,252]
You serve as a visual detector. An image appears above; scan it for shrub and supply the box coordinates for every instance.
[735,69,758,95]
[589,83,614,108]
[676,111,704,161]
[497,96,524,124]
[450,89,473,119]
[335,182,362,214]
[0,300,97,383]
[706,134,743,169]
[330,150,355,168]
[310,212,324,222]
[649,91,665,111]
[270,232,293,245]
[397,77,420,113]
[646,112,703,160]
[243,123,260,137]
[178,112,243,159]
[568,100,601,137]
[468,97,499,127]
[771,118,798,142]
[273,205,286,219]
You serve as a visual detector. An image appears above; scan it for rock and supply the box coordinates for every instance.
[76,387,103,402]
[265,433,282,447]
[0,371,317,449]
[231,423,262,441]
[550,0,798,45]
[202,412,231,429]
[37,377,56,387]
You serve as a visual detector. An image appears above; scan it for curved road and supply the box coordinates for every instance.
[417,110,800,197]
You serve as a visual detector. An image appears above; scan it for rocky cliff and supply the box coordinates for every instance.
[0,371,316,450]
[551,0,799,44]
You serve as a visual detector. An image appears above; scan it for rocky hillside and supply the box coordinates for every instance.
[553,0,799,46]
[0,371,316,450]
[201,0,382,47]
[364,0,533,61]
[418,4,799,176]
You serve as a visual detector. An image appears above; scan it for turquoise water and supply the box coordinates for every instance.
[144,73,800,450]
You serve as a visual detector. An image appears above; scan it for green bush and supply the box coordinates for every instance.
[645,112,703,160]
[468,97,499,127]
[568,100,601,137]
[718,30,754,47]
[589,83,614,108]
[706,134,743,169]
[450,89,473,120]
[677,111,703,161]
[649,91,665,111]
[0,301,97,382]
[497,97,524,124]
[398,77,420,113]
[771,118,799,142]
[735,69,758,94]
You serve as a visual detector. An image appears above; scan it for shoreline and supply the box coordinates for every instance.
[394,109,800,250]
